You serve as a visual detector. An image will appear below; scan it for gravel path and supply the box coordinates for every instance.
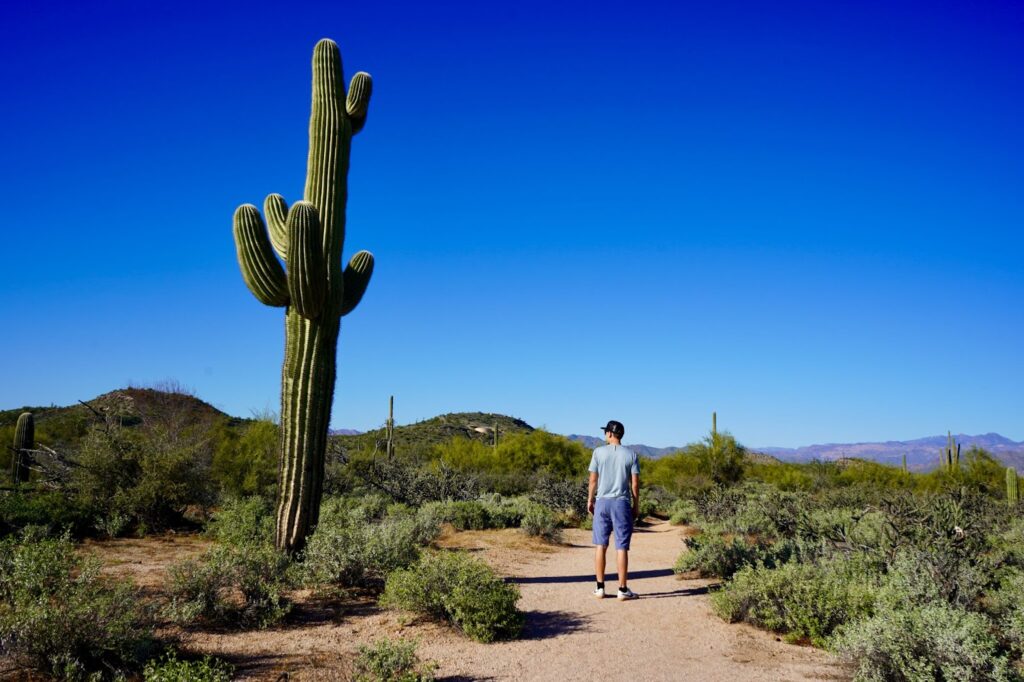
[421,520,848,681]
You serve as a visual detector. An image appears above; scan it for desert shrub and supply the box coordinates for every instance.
[530,475,588,517]
[206,495,274,547]
[635,489,660,521]
[381,551,523,642]
[210,418,278,499]
[667,498,697,525]
[446,500,490,530]
[712,558,877,646]
[301,500,439,587]
[164,550,233,626]
[987,569,1024,655]
[521,504,563,543]
[0,532,154,679]
[0,490,92,538]
[94,510,131,539]
[478,494,534,528]
[689,431,746,486]
[876,549,990,613]
[355,452,481,506]
[72,420,216,531]
[674,533,776,579]
[143,650,234,682]
[165,544,291,629]
[352,637,437,682]
[834,602,1014,681]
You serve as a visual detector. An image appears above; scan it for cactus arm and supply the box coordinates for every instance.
[264,194,290,261]
[340,250,374,316]
[286,202,326,318]
[346,72,372,135]
[233,205,290,307]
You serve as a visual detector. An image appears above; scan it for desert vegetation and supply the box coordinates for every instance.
[659,431,1024,680]
[0,384,598,679]
[8,383,1024,680]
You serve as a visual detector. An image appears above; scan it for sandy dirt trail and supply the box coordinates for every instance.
[90,523,849,680]
[421,520,848,682]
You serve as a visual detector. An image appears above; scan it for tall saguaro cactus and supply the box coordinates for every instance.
[11,412,34,485]
[1008,467,1019,506]
[232,39,375,553]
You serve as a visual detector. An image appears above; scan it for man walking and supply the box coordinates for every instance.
[588,419,640,600]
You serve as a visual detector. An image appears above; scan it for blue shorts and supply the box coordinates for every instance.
[592,497,633,550]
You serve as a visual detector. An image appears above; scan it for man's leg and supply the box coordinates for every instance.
[592,498,614,595]
[617,549,629,589]
[595,545,608,583]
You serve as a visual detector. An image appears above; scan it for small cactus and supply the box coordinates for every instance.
[386,396,395,459]
[11,412,34,485]
[1008,467,1019,506]
[941,431,961,470]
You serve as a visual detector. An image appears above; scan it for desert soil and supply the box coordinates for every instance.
[86,520,848,681]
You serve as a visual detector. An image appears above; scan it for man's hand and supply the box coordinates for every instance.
[588,499,595,515]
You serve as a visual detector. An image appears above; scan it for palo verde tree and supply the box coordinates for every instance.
[232,39,375,553]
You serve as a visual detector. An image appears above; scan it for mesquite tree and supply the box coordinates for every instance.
[232,39,374,553]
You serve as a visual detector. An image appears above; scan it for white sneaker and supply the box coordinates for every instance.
[593,587,606,599]
[617,587,638,601]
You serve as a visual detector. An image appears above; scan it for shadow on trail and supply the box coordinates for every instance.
[520,609,591,640]
[510,568,675,584]
[639,585,711,599]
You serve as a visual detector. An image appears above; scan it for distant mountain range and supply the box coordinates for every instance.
[755,433,1024,471]
[568,432,1024,472]
[567,435,680,459]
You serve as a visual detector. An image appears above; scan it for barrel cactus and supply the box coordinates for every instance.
[232,39,375,553]
[11,412,33,485]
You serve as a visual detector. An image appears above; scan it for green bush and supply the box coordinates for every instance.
[0,532,154,679]
[353,637,437,682]
[165,544,291,629]
[210,418,278,499]
[0,490,92,538]
[479,494,534,528]
[520,504,563,543]
[667,499,696,526]
[300,498,440,587]
[71,420,216,532]
[529,476,588,517]
[143,650,234,682]
[834,602,1014,681]
[206,495,274,547]
[382,551,523,642]
[712,559,877,646]
[674,533,772,579]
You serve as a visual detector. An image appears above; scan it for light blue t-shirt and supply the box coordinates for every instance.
[589,444,640,500]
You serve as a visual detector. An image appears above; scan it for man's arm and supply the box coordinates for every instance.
[631,473,640,519]
[588,471,598,515]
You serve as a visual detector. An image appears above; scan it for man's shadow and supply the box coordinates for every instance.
[510,568,675,584]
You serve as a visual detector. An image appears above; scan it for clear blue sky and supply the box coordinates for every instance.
[2,0,1021,448]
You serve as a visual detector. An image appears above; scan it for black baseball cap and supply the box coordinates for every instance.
[600,420,625,438]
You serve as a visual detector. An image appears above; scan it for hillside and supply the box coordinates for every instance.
[0,387,239,454]
[331,412,535,457]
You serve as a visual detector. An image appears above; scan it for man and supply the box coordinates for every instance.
[588,419,640,600]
